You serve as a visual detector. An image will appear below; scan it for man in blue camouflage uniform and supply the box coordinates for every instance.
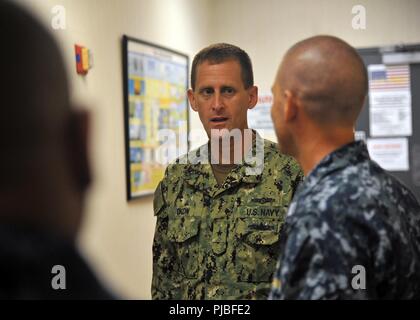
[269,35,420,299]
[152,44,303,299]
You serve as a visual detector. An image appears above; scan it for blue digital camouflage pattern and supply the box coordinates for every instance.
[270,141,420,299]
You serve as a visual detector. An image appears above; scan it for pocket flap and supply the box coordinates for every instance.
[246,230,280,245]
[236,217,281,246]
[167,216,200,242]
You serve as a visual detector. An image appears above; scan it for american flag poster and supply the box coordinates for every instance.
[368,64,412,137]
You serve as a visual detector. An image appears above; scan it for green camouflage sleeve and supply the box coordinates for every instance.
[151,171,182,299]
[290,160,304,199]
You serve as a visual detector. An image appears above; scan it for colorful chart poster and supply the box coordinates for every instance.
[123,37,189,199]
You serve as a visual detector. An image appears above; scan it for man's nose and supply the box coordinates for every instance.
[212,92,224,112]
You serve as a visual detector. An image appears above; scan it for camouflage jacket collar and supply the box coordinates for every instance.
[181,131,267,195]
[304,140,369,191]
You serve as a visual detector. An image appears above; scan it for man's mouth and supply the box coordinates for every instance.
[210,117,228,123]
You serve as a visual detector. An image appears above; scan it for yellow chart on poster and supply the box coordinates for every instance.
[124,37,189,199]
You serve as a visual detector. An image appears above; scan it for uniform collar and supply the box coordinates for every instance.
[303,140,370,190]
[182,130,266,195]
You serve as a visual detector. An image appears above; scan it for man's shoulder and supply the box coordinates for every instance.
[164,159,186,176]
[295,162,367,213]
[161,144,210,187]
[333,159,419,206]
[371,161,420,208]
[164,146,200,175]
[0,226,115,299]
[295,158,420,221]
[262,139,281,160]
[262,139,302,176]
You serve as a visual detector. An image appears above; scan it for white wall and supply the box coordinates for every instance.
[15,0,420,299]
[17,0,211,299]
[210,0,420,90]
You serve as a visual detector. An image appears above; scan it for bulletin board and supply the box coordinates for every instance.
[356,44,420,201]
[122,35,189,200]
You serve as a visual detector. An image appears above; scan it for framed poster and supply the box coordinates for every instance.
[122,35,189,200]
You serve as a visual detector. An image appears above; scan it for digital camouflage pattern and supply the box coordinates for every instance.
[152,133,303,299]
[270,141,420,299]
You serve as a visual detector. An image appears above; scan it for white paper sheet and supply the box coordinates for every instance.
[367,138,409,171]
[248,94,277,142]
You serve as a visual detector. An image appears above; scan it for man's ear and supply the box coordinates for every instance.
[188,89,198,112]
[66,109,91,191]
[283,90,298,123]
[247,86,258,110]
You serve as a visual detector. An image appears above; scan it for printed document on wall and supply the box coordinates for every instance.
[248,94,277,143]
[367,138,409,171]
[368,64,412,137]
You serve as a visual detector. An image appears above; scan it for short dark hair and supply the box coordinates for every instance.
[190,43,254,90]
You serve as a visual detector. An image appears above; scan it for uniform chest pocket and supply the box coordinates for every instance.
[167,215,200,279]
[234,207,284,283]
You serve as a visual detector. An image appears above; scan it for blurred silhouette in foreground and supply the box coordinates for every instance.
[0,1,114,299]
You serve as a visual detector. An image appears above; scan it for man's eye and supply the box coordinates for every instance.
[223,87,235,95]
[201,88,213,95]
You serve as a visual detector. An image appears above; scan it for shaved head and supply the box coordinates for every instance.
[278,35,367,127]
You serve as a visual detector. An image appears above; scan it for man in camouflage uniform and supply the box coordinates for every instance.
[269,35,420,299]
[152,43,303,299]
